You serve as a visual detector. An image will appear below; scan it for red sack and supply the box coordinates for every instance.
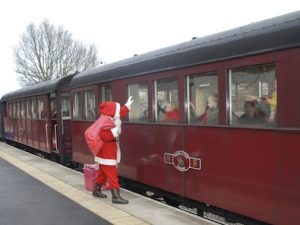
[84,115,115,156]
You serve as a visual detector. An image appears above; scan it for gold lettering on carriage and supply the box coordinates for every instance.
[164,150,201,172]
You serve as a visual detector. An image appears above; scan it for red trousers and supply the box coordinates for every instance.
[96,164,120,189]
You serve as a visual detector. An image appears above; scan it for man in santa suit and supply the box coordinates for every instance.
[93,96,133,204]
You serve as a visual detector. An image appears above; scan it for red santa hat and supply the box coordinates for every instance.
[99,101,120,119]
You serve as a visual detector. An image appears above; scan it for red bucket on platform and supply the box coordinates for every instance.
[83,164,98,191]
[83,164,109,191]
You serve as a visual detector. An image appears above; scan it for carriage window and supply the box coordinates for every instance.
[4,103,9,118]
[155,78,179,123]
[32,99,38,119]
[17,102,21,118]
[61,94,71,119]
[187,73,218,125]
[8,103,13,118]
[128,83,148,122]
[21,101,26,119]
[100,85,112,102]
[26,100,31,119]
[38,99,45,119]
[13,102,17,118]
[85,90,96,121]
[73,92,83,120]
[50,94,56,119]
[230,64,276,126]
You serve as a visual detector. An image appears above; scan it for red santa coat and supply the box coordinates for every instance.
[94,101,129,165]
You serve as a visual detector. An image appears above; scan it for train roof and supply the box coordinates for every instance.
[1,74,75,101]
[69,10,300,89]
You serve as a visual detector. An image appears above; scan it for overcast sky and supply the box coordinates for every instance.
[1,0,300,98]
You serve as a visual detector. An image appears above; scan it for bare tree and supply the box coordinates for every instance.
[14,20,101,86]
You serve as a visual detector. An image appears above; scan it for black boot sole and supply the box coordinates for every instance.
[112,199,129,204]
[92,192,107,198]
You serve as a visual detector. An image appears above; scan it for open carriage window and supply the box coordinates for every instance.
[154,78,179,123]
[128,82,148,122]
[187,72,218,125]
[229,64,276,126]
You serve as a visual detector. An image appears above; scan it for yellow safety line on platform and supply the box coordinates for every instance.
[0,150,149,225]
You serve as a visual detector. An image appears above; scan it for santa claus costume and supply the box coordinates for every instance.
[92,97,133,204]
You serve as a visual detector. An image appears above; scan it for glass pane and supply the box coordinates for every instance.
[100,85,112,102]
[26,100,31,119]
[61,94,71,119]
[85,90,96,121]
[17,102,21,118]
[188,73,219,125]
[50,96,57,119]
[73,92,83,120]
[8,103,12,118]
[155,78,179,123]
[13,102,17,118]
[230,64,276,126]
[38,99,45,119]
[32,99,38,119]
[128,83,148,122]
[20,101,25,118]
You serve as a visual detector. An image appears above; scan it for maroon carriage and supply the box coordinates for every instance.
[1,75,74,163]
[68,11,300,225]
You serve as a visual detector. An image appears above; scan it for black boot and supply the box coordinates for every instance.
[92,183,107,198]
[111,189,129,204]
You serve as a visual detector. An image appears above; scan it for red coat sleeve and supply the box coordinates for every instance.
[120,106,129,118]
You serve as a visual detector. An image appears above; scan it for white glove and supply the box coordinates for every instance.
[125,96,134,110]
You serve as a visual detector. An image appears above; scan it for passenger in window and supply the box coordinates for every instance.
[157,101,166,120]
[246,80,277,125]
[163,102,180,123]
[139,109,149,122]
[238,100,266,125]
[199,94,219,125]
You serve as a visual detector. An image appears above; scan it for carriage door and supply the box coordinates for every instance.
[183,72,218,201]
[50,93,58,152]
[124,78,185,197]
[60,93,72,159]
[37,97,51,153]
[153,78,185,196]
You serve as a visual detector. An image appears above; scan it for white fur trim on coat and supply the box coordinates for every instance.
[114,103,120,119]
[94,157,117,165]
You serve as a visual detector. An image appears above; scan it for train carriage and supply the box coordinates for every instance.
[1,74,74,163]
[68,11,300,225]
[1,10,300,225]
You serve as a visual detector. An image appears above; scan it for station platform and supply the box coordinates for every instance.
[0,142,216,225]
